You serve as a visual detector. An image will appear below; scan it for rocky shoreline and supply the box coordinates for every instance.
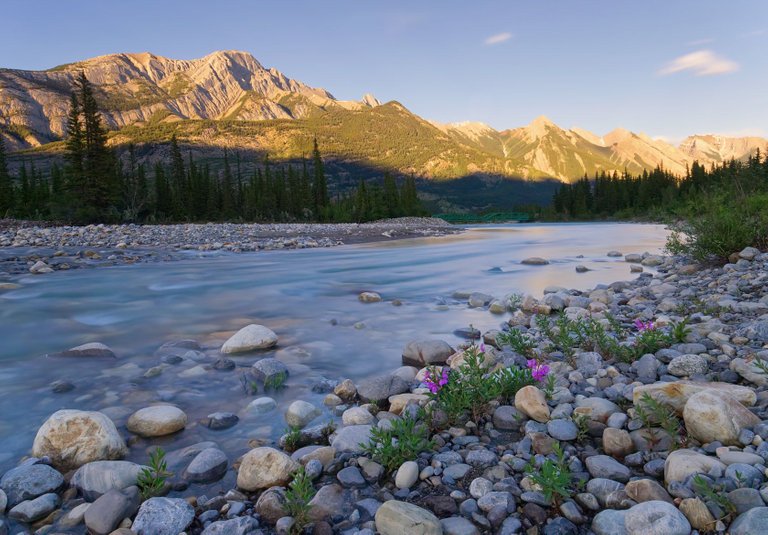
[3,246,768,535]
[0,218,459,276]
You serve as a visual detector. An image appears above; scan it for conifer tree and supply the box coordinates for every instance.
[0,137,13,215]
[311,138,328,217]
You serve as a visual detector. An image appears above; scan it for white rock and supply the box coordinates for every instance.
[221,324,278,354]
[683,390,760,446]
[395,461,419,489]
[127,406,187,437]
[285,400,321,429]
[237,447,298,491]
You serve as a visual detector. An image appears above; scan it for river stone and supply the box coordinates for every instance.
[402,340,454,367]
[32,409,127,471]
[547,419,578,441]
[667,354,708,377]
[683,390,760,446]
[624,500,691,535]
[84,487,140,535]
[468,292,493,308]
[201,516,260,535]
[389,393,429,414]
[730,507,768,535]
[575,352,603,377]
[574,397,620,423]
[716,448,765,465]
[489,300,507,314]
[127,405,187,437]
[202,411,239,430]
[625,479,673,504]
[0,464,63,508]
[251,358,289,383]
[0,489,5,514]
[521,257,549,265]
[493,405,521,430]
[591,509,627,535]
[375,500,442,535]
[679,497,716,531]
[254,487,287,523]
[184,447,228,483]
[285,400,321,428]
[342,406,376,426]
[586,478,625,507]
[308,483,355,521]
[8,492,59,522]
[71,460,144,500]
[603,428,634,458]
[641,255,663,267]
[132,497,195,535]
[357,374,410,403]
[395,461,419,489]
[730,358,768,386]
[664,449,726,484]
[632,380,756,414]
[246,396,277,414]
[337,466,366,488]
[50,342,116,358]
[515,386,550,423]
[359,291,382,303]
[221,324,278,353]
[585,455,630,482]
[237,447,298,491]
[331,425,373,453]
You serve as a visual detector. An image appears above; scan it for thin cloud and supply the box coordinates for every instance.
[484,32,512,46]
[658,49,739,76]
[686,38,713,46]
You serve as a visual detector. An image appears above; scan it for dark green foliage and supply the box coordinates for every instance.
[137,447,171,500]
[361,412,434,473]
[524,443,577,507]
[0,137,13,215]
[285,467,316,533]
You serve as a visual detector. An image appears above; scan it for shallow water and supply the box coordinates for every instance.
[0,223,667,473]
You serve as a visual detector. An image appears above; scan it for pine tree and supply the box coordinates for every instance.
[0,136,13,215]
[311,138,328,218]
[169,135,186,219]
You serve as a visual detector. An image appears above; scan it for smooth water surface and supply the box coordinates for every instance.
[0,223,667,472]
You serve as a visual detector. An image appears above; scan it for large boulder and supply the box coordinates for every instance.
[632,380,756,414]
[356,374,410,403]
[132,497,195,535]
[32,410,127,471]
[127,406,187,437]
[514,386,550,423]
[221,324,278,354]
[83,487,140,535]
[236,447,298,491]
[0,464,64,508]
[664,449,726,484]
[683,390,760,446]
[402,340,454,367]
[375,500,443,535]
[183,447,228,483]
[71,460,145,500]
[331,425,373,453]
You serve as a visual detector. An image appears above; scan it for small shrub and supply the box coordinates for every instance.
[496,329,536,357]
[635,393,685,449]
[361,413,433,473]
[692,474,736,523]
[283,425,302,453]
[137,448,171,500]
[670,317,692,343]
[264,371,288,391]
[525,443,574,507]
[285,466,316,533]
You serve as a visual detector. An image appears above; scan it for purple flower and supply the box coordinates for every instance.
[526,359,550,382]
[479,343,486,354]
[634,319,655,332]
[424,367,450,394]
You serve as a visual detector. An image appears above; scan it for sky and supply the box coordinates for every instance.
[2,0,766,142]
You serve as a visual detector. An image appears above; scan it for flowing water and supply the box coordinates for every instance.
[0,223,667,478]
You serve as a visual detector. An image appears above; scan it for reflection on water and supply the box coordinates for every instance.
[0,223,667,471]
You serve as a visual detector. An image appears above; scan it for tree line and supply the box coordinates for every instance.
[0,72,427,224]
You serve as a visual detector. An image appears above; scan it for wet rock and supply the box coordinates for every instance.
[184,447,228,483]
[132,497,195,535]
[521,257,549,265]
[127,405,187,437]
[357,374,410,403]
[285,400,321,428]
[32,409,127,471]
[202,411,239,430]
[237,447,298,491]
[246,396,277,414]
[468,292,493,308]
[0,463,63,508]
[8,492,59,522]
[359,291,382,303]
[331,425,373,453]
[252,357,289,383]
[29,260,53,274]
[334,379,357,401]
[683,390,760,446]
[83,487,140,535]
[402,340,454,367]
[71,460,144,500]
[49,342,116,358]
[375,500,442,535]
[221,324,278,353]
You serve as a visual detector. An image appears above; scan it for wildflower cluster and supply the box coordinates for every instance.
[526,359,550,381]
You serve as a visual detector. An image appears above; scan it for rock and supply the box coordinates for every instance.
[32,409,127,471]
[625,479,673,504]
[730,507,768,535]
[127,405,187,437]
[624,500,691,535]
[547,419,578,441]
[357,374,410,403]
[252,358,289,383]
[492,405,520,430]
[739,246,761,260]
[334,379,357,401]
[246,396,277,414]
[359,291,382,303]
[521,257,549,265]
[641,255,663,267]
[331,425,373,453]
[592,509,627,535]
[603,428,634,458]
[308,483,354,521]
[254,487,287,523]
[221,324,278,353]
[132,497,195,535]
[667,354,708,377]
[575,265,589,273]
[342,406,375,426]
[395,461,419,489]
[84,487,140,535]
[443,463,472,480]
[0,464,63,507]
[59,502,89,527]
[514,386,550,423]
[50,342,116,358]
[574,397,620,423]
[731,358,768,386]
[375,500,443,535]
[237,447,298,491]
[489,300,507,314]
[8,492,59,522]
[184,447,228,483]
[402,340,454,367]
[285,400,321,428]
[202,411,239,430]
[574,352,603,377]
[201,516,260,535]
[29,260,53,274]
[683,390,760,446]
[388,393,429,414]
[441,516,479,535]
[715,448,764,465]
[679,497,716,531]
[71,460,144,500]
[632,380,756,414]
[664,449,726,484]
[0,488,5,514]
[585,455,630,482]
[337,465,366,488]
[292,445,336,469]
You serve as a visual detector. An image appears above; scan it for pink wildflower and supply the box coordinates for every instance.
[634,319,655,332]
[526,359,550,381]
[424,367,450,394]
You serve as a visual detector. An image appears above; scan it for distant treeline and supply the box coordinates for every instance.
[0,73,427,224]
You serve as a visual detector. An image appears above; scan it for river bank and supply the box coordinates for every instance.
[5,226,766,534]
[0,217,459,276]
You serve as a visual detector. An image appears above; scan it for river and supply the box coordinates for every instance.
[0,222,667,478]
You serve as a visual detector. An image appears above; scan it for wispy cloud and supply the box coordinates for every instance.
[686,38,713,46]
[658,49,739,76]
[744,29,766,38]
[484,32,512,46]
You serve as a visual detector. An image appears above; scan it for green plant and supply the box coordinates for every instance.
[670,317,692,343]
[137,448,171,500]
[543,374,556,400]
[361,413,434,472]
[285,467,316,533]
[496,329,536,357]
[283,425,302,453]
[494,364,536,402]
[692,474,736,523]
[633,328,672,359]
[264,371,288,391]
[525,443,574,507]
[507,293,523,311]
[634,393,685,450]
[573,412,590,442]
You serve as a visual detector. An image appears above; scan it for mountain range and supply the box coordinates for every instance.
[1,50,766,186]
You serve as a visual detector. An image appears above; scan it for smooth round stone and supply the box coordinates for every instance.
[586,455,630,483]
[203,412,238,430]
[441,516,480,535]
[127,406,187,437]
[237,447,298,491]
[443,463,472,480]
[200,517,260,535]
[359,291,382,303]
[337,466,366,488]
[330,425,373,453]
[624,500,691,535]
[342,407,375,426]
[547,419,578,441]
[668,354,708,377]
[521,257,549,265]
[246,397,277,414]
[132,497,195,535]
[71,460,144,501]
[492,405,520,430]
[469,477,492,499]
[395,461,419,490]
[184,448,228,483]
[375,500,442,535]
[251,358,289,382]
[592,509,627,535]
[730,507,768,535]
[285,400,321,428]
[0,464,63,508]
[8,492,59,523]
[221,324,278,354]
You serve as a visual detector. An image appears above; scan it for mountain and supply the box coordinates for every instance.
[1,50,766,189]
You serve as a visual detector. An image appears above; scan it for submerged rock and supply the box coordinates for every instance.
[221,324,278,353]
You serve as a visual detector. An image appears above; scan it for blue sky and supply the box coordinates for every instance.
[2,0,766,141]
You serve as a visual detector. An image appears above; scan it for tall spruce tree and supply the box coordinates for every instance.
[311,138,328,217]
[0,136,12,215]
